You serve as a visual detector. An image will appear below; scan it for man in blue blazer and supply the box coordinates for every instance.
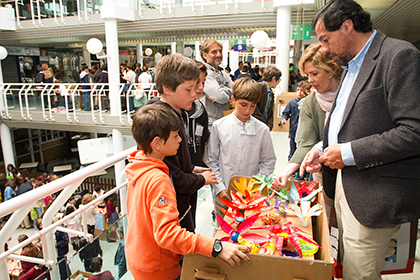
[302,0,420,279]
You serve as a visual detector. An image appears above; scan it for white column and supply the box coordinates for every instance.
[136,44,143,67]
[221,40,229,68]
[1,123,14,174]
[104,18,121,116]
[276,5,292,93]
[0,59,3,84]
[171,42,177,54]
[229,51,239,73]
[195,41,201,61]
[82,47,91,67]
[112,129,127,234]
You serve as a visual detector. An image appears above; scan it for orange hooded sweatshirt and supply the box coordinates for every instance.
[125,151,213,280]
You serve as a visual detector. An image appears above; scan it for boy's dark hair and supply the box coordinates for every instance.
[101,64,108,71]
[154,54,199,94]
[90,257,103,272]
[262,65,281,82]
[81,65,89,71]
[232,78,262,103]
[131,104,182,154]
[242,65,249,72]
[300,80,312,93]
[312,0,372,33]
[193,60,208,76]
[200,39,222,62]
[297,80,306,88]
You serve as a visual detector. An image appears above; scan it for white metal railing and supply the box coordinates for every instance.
[10,0,270,27]
[0,82,159,125]
[0,145,136,280]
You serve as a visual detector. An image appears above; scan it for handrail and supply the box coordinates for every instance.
[0,145,136,279]
[11,0,271,25]
[0,83,158,125]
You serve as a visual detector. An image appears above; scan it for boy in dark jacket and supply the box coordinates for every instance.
[146,54,217,233]
[183,60,210,229]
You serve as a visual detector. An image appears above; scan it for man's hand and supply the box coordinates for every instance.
[218,189,230,201]
[281,119,287,125]
[300,148,323,175]
[319,144,345,169]
[193,166,211,174]
[218,242,251,267]
[202,171,218,185]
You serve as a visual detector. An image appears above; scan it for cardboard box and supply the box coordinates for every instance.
[70,270,93,279]
[272,92,298,132]
[181,177,333,280]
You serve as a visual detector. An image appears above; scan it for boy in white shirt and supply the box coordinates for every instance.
[205,77,277,202]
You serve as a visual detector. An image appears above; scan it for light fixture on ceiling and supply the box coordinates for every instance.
[86,38,109,59]
[251,30,269,49]
[0,46,7,60]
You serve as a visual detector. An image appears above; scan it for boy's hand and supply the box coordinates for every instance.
[218,242,251,267]
[281,119,287,125]
[202,171,218,185]
[193,166,211,174]
[218,189,230,201]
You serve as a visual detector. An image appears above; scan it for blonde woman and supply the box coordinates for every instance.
[274,42,343,193]
[82,193,97,235]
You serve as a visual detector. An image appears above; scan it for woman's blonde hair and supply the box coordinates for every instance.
[82,193,93,205]
[44,68,53,80]
[298,43,343,80]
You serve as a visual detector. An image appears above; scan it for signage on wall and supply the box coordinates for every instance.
[5,46,40,56]
[291,24,312,40]
[234,39,247,51]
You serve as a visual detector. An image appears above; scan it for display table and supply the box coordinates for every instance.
[181,176,333,280]
[7,258,22,279]
[94,208,108,241]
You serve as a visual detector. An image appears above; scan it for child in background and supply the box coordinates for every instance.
[126,104,250,280]
[253,65,282,131]
[87,257,114,280]
[183,60,210,228]
[147,54,217,233]
[114,227,127,279]
[205,78,277,203]
[280,80,309,161]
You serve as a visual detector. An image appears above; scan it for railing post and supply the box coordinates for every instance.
[112,129,127,232]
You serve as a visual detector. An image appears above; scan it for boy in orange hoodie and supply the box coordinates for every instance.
[126,104,251,280]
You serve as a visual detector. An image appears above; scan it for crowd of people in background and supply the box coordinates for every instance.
[0,167,124,280]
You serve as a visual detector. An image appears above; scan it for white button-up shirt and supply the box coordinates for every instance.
[205,113,276,196]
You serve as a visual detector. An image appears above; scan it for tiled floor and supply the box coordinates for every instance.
[8,131,420,279]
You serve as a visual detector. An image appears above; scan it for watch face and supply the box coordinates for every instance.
[214,243,222,252]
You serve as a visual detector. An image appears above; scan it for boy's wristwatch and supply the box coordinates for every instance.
[212,239,223,257]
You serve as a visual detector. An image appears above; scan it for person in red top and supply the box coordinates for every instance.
[19,253,50,280]
[18,234,40,274]
[126,104,250,280]
[106,194,119,242]
[87,257,113,280]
